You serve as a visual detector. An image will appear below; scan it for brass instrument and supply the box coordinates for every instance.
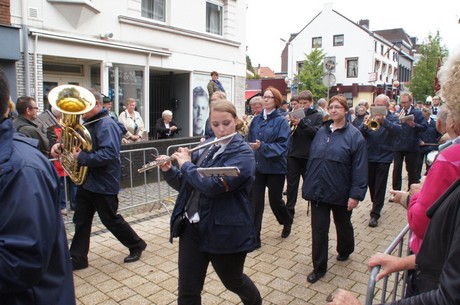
[365,116,380,131]
[138,132,237,173]
[48,85,96,185]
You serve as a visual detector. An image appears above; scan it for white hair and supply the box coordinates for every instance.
[162,110,173,118]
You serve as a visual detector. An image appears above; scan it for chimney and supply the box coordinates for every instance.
[359,19,369,29]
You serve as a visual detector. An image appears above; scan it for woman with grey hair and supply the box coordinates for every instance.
[156,109,181,139]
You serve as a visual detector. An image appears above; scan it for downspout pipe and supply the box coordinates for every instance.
[22,0,30,96]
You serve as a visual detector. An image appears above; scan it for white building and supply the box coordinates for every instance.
[281,3,414,106]
[7,0,247,137]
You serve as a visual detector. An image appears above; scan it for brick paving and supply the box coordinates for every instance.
[67,172,409,305]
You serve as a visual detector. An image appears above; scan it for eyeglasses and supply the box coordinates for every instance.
[29,106,39,110]
[263,96,275,99]
[328,106,344,110]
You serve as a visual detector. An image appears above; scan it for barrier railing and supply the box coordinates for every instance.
[365,224,412,305]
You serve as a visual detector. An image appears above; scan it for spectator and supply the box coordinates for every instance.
[119,97,145,142]
[102,96,118,120]
[51,90,147,270]
[302,95,367,283]
[316,98,329,119]
[204,91,227,139]
[248,86,291,246]
[249,96,263,116]
[13,96,50,156]
[207,71,225,98]
[156,110,181,139]
[159,100,261,305]
[352,105,367,127]
[0,69,76,304]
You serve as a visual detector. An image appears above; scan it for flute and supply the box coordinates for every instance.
[138,132,237,173]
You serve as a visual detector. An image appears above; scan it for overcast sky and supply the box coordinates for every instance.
[246,0,460,72]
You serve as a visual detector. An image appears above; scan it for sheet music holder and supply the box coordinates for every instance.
[370,106,386,116]
[36,109,60,130]
[197,167,240,177]
[400,114,414,123]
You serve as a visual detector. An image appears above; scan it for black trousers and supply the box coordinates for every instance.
[70,188,145,265]
[178,221,261,305]
[368,162,391,219]
[310,201,354,273]
[392,151,419,191]
[252,173,292,245]
[286,156,308,219]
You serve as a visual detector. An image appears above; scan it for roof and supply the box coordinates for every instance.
[373,28,413,47]
[257,66,276,78]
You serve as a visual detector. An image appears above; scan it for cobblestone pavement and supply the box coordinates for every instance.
[67,173,409,305]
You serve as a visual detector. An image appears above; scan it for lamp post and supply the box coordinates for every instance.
[280,38,296,95]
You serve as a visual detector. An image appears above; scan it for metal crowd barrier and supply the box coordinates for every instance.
[365,224,412,305]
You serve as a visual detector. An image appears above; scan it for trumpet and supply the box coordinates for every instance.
[365,116,380,131]
[138,132,237,173]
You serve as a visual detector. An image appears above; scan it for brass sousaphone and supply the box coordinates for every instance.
[48,85,96,185]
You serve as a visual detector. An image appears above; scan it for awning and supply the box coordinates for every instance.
[245,90,260,100]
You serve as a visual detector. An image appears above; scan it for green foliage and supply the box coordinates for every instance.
[246,55,259,79]
[297,47,328,100]
[409,32,448,101]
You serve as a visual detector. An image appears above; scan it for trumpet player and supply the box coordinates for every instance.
[50,90,146,270]
[358,94,400,227]
[390,92,427,197]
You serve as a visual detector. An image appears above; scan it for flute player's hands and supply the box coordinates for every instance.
[156,155,172,172]
[172,147,191,169]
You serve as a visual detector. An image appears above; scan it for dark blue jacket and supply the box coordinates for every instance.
[165,134,257,254]
[358,111,400,163]
[302,122,368,205]
[78,108,123,195]
[419,119,439,154]
[393,107,428,152]
[248,109,290,174]
[0,119,75,305]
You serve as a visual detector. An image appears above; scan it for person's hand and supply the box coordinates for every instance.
[170,126,177,131]
[347,198,359,211]
[388,190,406,204]
[121,138,129,144]
[326,289,361,305]
[363,115,369,129]
[156,155,172,172]
[368,253,405,281]
[409,177,425,196]
[71,146,81,160]
[172,147,191,169]
[131,134,140,141]
[50,143,62,158]
[375,113,384,124]
[249,139,261,150]
[407,120,416,128]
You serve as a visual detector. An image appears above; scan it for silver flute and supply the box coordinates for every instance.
[138,132,237,173]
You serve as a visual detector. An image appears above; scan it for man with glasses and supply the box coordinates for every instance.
[13,96,50,156]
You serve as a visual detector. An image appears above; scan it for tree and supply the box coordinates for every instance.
[409,32,448,102]
[246,55,259,79]
[297,47,328,100]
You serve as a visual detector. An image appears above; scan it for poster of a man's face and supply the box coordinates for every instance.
[192,86,209,136]
[192,73,232,136]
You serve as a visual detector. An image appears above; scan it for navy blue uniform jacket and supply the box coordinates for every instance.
[165,134,257,254]
[393,108,428,153]
[302,122,368,205]
[0,119,75,305]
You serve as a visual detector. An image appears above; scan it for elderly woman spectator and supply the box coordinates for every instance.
[119,98,145,142]
[156,110,181,139]
[302,95,367,284]
[249,96,263,116]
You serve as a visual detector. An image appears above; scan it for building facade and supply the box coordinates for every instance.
[6,0,247,138]
[281,3,414,106]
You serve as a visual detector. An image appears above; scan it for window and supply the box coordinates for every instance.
[346,58,358,78]
[141,0,165,22]
[206,2,222,35]
[312,37,322,48]
[333,34,344,46]
[381,45,384,55]
[375,41,378,52]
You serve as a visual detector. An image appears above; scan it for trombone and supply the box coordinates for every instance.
[138,132,237,173]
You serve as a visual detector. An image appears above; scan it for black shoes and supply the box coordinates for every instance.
[307,271,325,283]
[369,218,378,227]
[336,254,350,261]
[124,241,147,263]
[71,260,88,271]
[281,224,292,238]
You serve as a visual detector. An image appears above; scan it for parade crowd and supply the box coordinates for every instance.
[1,50,460,304]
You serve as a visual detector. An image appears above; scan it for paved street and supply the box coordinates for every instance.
[68,174,408,305]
